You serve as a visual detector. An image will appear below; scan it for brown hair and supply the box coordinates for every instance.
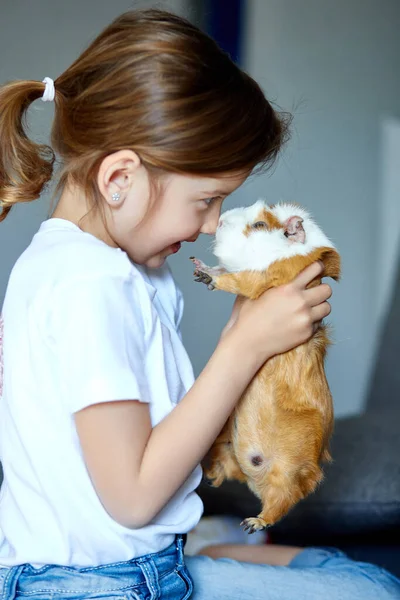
[0,8,291,222]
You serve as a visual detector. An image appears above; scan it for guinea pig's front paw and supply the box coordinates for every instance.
[240,517,269,534]
[194,271,215,290]
[189,256,208,271]
[189,257,216,290]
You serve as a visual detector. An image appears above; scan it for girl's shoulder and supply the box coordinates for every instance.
[6,218,150,320]
[6,219,185,338]
[10,218,148,289]
[31,218,134,280]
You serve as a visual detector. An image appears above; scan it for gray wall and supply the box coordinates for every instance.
[1,1,400,419]
[175,0,400,418]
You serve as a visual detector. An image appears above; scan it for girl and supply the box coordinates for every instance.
[0,8,398,600]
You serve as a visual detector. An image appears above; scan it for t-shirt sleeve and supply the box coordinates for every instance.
[49,273,149,414]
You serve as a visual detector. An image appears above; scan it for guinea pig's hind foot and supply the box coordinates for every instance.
[203,463,226,487]
[240,517,269,534]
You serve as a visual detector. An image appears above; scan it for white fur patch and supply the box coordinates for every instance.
[212,200,335,272]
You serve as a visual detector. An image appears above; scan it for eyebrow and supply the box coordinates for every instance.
[200,189,230,196]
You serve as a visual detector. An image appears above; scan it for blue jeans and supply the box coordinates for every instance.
[186,547,400,599]
[0,536,192,600]
[0,537,399,599]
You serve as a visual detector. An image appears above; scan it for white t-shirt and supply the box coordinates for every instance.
[0,218,203,568]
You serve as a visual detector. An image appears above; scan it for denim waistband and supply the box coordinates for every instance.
[1,535,187,598]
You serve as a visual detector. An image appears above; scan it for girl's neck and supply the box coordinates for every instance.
[52,185,116,247]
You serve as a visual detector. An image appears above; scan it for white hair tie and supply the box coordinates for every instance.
[41,77,55,102]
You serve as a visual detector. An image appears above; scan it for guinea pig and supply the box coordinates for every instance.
[190,200,341,533]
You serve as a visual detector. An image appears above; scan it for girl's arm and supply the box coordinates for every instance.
[75,262,331,528]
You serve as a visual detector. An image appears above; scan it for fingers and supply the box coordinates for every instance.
[292,261,324,289]
[304,282,332,306]
[313,320,322,333]
[311,301,331,323]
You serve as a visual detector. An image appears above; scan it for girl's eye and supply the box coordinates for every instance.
[203,196,218,206]
[251,221,267,229]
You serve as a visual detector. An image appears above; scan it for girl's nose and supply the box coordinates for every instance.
[201,210,221,235]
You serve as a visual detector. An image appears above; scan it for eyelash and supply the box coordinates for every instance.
[252,221,268,229]
[203,196,219,206]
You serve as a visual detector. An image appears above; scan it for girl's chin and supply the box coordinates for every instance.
[144,254,168,269]
[143,243,181,269]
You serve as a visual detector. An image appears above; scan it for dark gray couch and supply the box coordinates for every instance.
[198,267,400,578]
[199,407,400,576]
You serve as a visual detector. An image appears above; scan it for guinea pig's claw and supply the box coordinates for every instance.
[240,517,269,534]
[194,270,213,286]
[240,520,255,534]
[203,477,216,487]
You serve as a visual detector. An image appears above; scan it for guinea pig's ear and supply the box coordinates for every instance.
[320,248,341,281]
[284,216,305,243]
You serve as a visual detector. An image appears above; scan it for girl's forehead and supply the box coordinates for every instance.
[165,171,248,194]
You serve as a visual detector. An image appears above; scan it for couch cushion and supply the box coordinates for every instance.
[367,261,400,412]
[198,408,400,543]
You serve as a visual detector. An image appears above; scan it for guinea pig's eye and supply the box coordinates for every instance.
[251,221,268,229]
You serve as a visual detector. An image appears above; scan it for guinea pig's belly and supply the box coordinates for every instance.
[233,360,278,459]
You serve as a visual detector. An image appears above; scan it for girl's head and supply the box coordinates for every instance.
[0,8,291,268]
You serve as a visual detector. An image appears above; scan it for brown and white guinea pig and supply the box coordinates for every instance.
[190,200,341,533]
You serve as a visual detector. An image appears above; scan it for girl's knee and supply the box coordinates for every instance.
[356,563,400,600]
[289,546,348,568]
[291,547,400,599]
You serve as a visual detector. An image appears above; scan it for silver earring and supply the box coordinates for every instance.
[112,192,120,202]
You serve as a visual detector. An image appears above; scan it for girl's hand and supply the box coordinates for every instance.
[221,261,332,366]
[219,295,247,340]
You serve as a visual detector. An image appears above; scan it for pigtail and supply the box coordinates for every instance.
[0,80,55,222]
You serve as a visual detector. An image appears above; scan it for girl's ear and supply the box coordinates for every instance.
[97,150,141,207]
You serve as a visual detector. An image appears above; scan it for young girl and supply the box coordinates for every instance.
[0,8,398,600]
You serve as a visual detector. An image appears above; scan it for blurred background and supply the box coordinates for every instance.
[1,0,400,419]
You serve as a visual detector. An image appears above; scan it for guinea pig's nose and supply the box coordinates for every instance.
[217,218,224,229]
